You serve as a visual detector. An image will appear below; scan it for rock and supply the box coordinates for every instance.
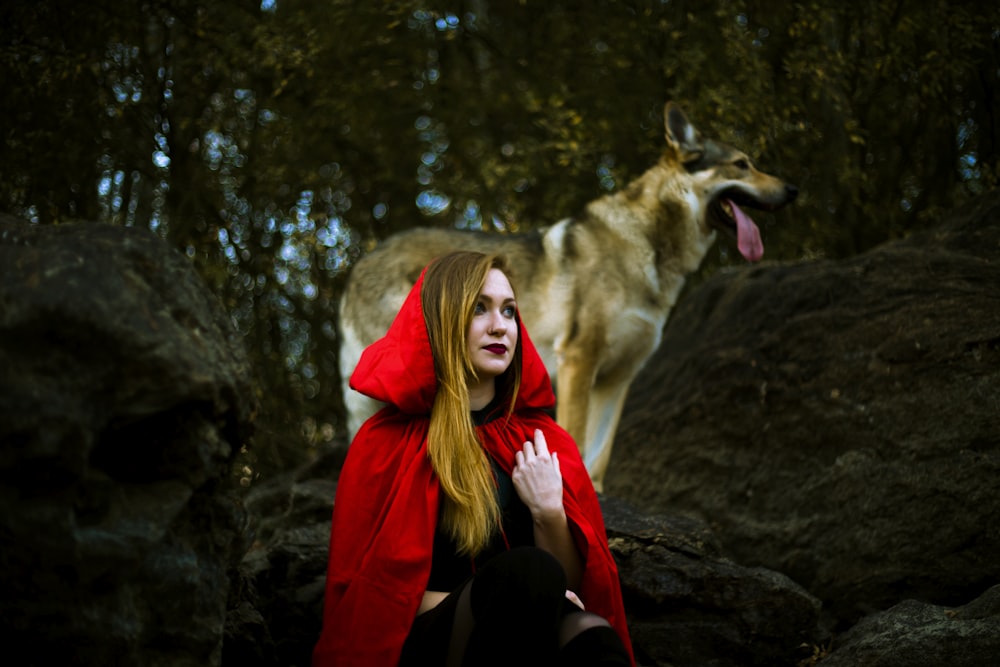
[601,496,823,666]
[226,451,345,667]
[0,216,256,666]
[818,585,1000,666]
[604,190,1000,626]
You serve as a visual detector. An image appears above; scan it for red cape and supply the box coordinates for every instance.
[313,267,634,666]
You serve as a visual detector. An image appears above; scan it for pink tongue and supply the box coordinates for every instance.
[727,199,764,262]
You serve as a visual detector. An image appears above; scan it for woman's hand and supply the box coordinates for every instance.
[513,429,584,591]
[418,590,449,615]
[511,429,565,523]
[565,589,585,610]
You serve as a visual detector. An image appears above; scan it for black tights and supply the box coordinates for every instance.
[400,547,630,667]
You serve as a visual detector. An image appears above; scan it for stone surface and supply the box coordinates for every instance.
[602,496,823,666]
[818,585,1000,666]
[0,216,256,665]
[226,452,345,667]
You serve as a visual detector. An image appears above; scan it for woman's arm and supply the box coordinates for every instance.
[511,429,584,591]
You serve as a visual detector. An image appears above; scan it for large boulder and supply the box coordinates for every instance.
[0,216,256,666]
[604,189,1000,627]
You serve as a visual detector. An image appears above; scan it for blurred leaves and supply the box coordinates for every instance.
[1,0,997,478]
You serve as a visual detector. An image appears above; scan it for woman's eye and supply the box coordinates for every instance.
[503,306,516,317]
[474,302,486,314]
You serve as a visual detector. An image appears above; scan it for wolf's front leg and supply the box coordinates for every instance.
[582,380,632,492]
[554,349,599,484]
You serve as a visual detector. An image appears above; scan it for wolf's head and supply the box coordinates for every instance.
[662,102,798,262]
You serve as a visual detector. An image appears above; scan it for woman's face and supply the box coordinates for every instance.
[467,268,518,381]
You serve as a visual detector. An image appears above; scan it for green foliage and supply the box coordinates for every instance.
[1,0,997,480]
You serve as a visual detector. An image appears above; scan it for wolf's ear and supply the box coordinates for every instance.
[664,102,703,163]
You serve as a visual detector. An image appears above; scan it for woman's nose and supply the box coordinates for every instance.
[489,311,506,333]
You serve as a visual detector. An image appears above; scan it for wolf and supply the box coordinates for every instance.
[338,102,797,490]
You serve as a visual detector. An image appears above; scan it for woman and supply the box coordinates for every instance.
[312,251,634,666]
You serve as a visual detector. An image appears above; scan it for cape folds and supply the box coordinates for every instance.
[312,266,635,666]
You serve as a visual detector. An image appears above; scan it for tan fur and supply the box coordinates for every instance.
[338,102,797,490]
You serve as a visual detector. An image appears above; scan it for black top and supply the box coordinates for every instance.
[425,397,535,592]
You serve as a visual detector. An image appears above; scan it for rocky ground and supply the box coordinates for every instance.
[1,190,998,665]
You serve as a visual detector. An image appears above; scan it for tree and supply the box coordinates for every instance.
[2,0,997,479]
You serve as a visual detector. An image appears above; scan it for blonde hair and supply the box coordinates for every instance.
[422,251,523,555]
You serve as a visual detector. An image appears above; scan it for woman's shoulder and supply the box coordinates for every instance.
[337,409,435,496]
[344,408,431,461]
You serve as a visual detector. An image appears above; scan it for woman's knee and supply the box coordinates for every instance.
[470,547,567,623]
[557,615,629,666]
[558,611,611,646]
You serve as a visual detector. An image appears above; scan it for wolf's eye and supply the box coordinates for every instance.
[734,159,750,170]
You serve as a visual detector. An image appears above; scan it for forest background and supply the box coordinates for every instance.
[3,0,998,483]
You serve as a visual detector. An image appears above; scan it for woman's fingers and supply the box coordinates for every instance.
[513,430,562,485]
[521,430,550,461]
[533,429,549,457]
[512,430,565,518]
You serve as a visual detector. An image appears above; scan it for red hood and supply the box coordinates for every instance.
[349,265,555,413]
